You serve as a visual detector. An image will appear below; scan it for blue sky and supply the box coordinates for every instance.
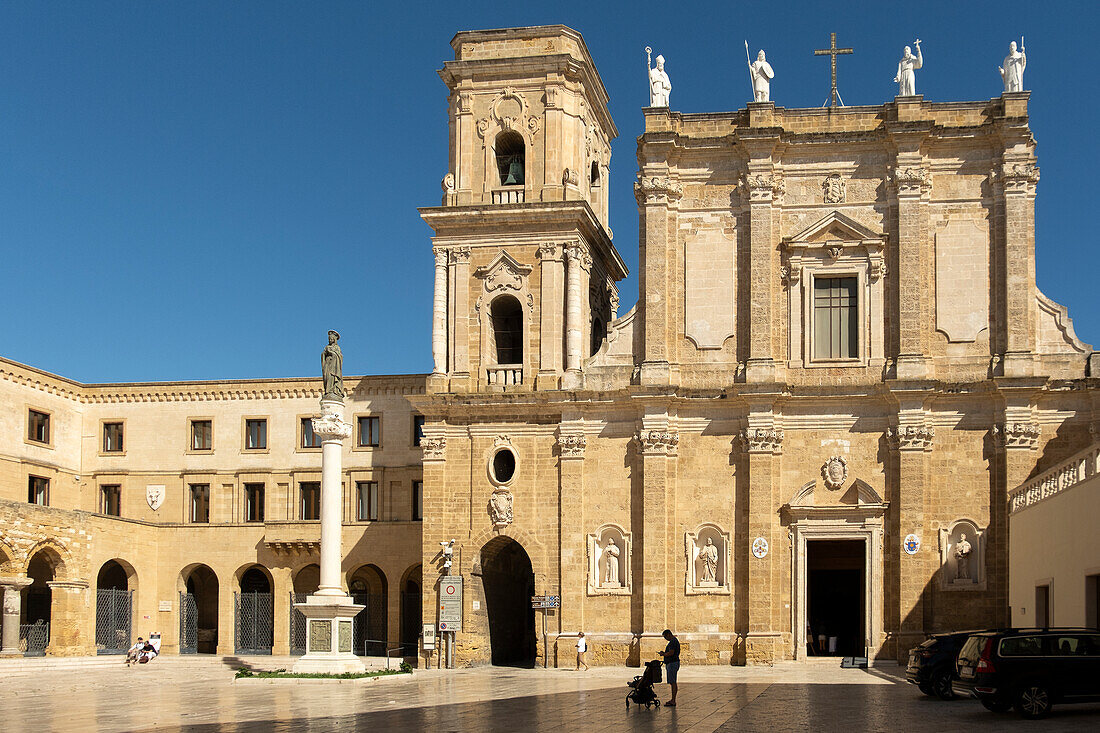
[1,1,1096,382]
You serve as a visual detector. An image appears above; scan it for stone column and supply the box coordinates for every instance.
[45,580,91,656]
[634,170,682,386]
[637,412,678,661]
[432,248,448,377]
[0,578,32,656]
[293,399,365,674]
[563,243,590,389]
[740,409,783,664]
[536,243,564,389]
[886,396,934,660]
[557,421,586,663]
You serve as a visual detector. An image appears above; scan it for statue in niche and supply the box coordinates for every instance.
[321,330,344,401]
[604,538,621,587]
[999,39,1027,93]
[893,40,923,96]
[645,47,671,107]
[700,537,719,584]
[955,534,972,581]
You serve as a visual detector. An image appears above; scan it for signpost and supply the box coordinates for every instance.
[531,595,561,668]
[422,623,436,651]
[439,576,462,669]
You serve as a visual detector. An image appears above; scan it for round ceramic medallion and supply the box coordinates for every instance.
[903,534,921,555]
[751,536,769,559]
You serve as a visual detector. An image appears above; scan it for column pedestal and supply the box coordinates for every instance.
[0,577,33,657]
[293,399,365,674]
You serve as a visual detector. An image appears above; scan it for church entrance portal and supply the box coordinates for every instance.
[806,540,865,657]
[480,536,536,667]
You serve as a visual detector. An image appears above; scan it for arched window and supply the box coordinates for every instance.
[490,296,523,365]
[590,317,606,356]
[495,132,525,186]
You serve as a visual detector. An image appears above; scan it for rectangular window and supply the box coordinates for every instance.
[27,409,50,444]
[1035,584,1051,628]
[300,481,321,520]
[190,484,210,523]
[244,483,265,523]
[412,415,426,446]
[245,419,267,450]
[191,420,212,451]
[357,416,381,448]
[103,422,125,452]
[812,276,859,360]
[999,635,1045,657]
[301,418,322,449]
[356,481,379,521]
[100,484,121,516]
[412,480,423,521]
[28,475,49,506]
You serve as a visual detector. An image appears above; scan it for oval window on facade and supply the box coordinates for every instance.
[491,447,517,484]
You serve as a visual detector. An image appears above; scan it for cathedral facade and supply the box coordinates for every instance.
[0,25,1096,667]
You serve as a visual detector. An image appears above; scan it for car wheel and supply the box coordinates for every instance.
[932,672,955,701]
[918,681,934,696]
[1016,682,1052,719]
[980,697,1012,713]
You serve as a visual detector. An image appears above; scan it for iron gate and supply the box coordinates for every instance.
[289,592,307,654]
[235,592,274,654]
[352,592,387,656]
[399,591,422,656]
[179,592,198,654]
[95,588,133,654]
[20,623,48,656]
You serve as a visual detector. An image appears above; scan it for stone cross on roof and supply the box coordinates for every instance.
[814,32,853,107]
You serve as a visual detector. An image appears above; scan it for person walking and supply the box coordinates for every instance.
[657,629,680,707]
[575,631,589,671]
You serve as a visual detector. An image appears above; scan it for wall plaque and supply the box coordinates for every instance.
[338,620,353,653]
[309,620,332,652]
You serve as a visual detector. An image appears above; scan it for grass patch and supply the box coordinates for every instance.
[235,662,412,680]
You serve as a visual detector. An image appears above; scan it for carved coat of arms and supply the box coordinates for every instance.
[821,456,848,490]
[146,485,165,511]
[488,489,513,527]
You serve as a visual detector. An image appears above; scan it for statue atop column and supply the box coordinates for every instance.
[748,49,775,102]
[604,538,621,586]
[893,40,923,96]
[321,330,344,401]
[646,47,672,107]
[999,39,1027,93]
[700,537,719,583]
[955,533,972,581]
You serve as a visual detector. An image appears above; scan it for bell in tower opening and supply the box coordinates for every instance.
[495,131,525,186]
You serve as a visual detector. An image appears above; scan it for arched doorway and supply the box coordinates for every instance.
[290,564,319,654]
[180,564,218,654]
[400,565,422,655]
[23,548,61,656]
[95,559,135,654]
[235,565,274,654]
[348,564,387,656]
[480,537,536,667]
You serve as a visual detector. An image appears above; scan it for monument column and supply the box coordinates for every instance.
[431,248,448,377]
[294,330,365,674]
[0,578,32,656]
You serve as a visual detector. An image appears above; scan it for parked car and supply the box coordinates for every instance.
[953,628,1100,718]
[906,631,976,700]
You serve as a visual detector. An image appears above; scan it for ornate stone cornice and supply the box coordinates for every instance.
[739,428,784,454]
[887,425,934,451]
[634,175,684,205]
[421,436,447,460]
[888,166,931,196]
[557,434,587,459]
[993,422,1040,450]
[738,173,785,203]
[636,430,680,456]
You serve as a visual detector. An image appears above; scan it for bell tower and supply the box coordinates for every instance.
[421,26,626,392]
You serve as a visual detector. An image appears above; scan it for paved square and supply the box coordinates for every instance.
[2,659,1099,732]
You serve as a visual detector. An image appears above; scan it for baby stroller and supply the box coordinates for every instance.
[626,659,663,709]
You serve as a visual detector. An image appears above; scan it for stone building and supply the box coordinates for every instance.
[0,24,1097,666]
[414,25,1097,667]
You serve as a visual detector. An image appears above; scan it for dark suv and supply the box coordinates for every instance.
[906,631,975,700]
[953,628,1100,718]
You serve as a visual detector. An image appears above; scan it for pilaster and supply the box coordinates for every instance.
[537,243,564,388]
[635,172,682,385]
[45,579,92,656]
[557,421,586,636]
[636,409,679,635]
[449,247,472,391]
[996,159,1040,377]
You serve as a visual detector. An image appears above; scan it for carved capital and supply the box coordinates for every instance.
[422,436,447,460]
[738,173,785,203]
[889,166,931,196]
[450,246,471,264]
[457,91,472,113]
[636,430,680,456]
[434,248,449,268]
[562,167,579,187]
[563,242,592,271]
[634,175,684,205]
[536,242,561,261]
[311,414,352,441]
[739,427,784,454]
[887,425,935,451]
[993,422,1041,450]
[1000,162,1040,194]
[557,434,587,458]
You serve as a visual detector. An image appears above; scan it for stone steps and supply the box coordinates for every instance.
[0,654,401,674]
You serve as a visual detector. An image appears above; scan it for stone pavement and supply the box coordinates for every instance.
[1,659,1098,732]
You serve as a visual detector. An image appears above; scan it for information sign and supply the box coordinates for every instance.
[530,595,561,609]
[439,575,462,631]
[422,623,436,651]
